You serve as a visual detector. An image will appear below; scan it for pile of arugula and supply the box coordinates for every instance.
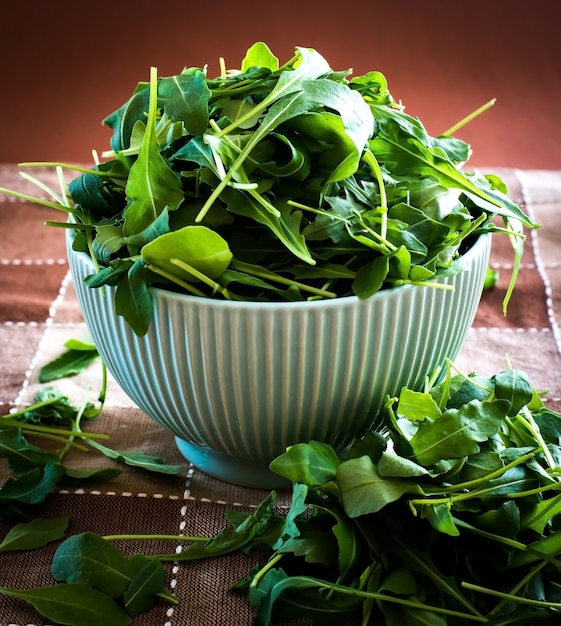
[2,358,561,625]
[0,42,536,335]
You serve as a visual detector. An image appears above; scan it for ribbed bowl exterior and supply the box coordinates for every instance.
[68,233,490,485]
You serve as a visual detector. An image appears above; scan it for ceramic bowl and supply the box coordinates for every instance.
[67,232,491,488]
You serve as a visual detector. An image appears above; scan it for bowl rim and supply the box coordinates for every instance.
[67,230,490,312]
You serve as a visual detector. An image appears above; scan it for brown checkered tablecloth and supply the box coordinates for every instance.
[1,164,560,625]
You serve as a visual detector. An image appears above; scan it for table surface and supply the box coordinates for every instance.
[1,165,560,625]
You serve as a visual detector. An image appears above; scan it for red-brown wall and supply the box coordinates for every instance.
[2,0,560,169]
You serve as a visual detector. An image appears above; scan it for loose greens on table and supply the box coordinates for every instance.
[2,362,561,625]
[0,42,536,334]
[0,341,181,522]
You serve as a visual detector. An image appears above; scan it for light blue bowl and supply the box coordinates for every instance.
[67,233,490,488]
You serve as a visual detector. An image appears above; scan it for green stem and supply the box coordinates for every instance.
[517,406,557,472]
[453,517,561,569]
[103,533,209,542]
[229,259,337,298]
[424,450,537,495]
[169,258,233,300]
[146,264,209,298]
[265,575,489,622]
[215,54,299,137]
[250,552,285,588]
[387,278,454,290]
[487,560,547,616]
[441,99,496,137]
[0,187,78,214]
[362,149,388,240]
[4,429,90,452]
[462,580,561,610]
[1,396,65,420]
[0,419,108,440]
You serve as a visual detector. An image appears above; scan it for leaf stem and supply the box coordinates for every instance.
[487,560,547,616]
[250,552,284,588]
[229,259,337,298]
[462,580,561,610]
[453,517,561,568]
[361,150,388,240]
[441,99,496,137]
[269,575,489,622]
[0,419,108,441]
[102,533,209,543]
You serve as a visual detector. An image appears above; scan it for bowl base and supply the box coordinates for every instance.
[174,438,290,489]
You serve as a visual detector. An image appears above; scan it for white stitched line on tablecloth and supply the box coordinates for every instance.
[1,258,67,266]
[519,172,561,359]
[469,327,552,333]
[490,261,561,270]
[2,321,84,328]
[54,488,289,511]
[11,269,73,409]
[164,465,195,625]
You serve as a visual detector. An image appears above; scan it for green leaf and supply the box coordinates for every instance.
[377,451,429,478]
[337,455,423,517]
[273,482,308,549]
[103,85,150,153]
[64,466,122,482]
[397,388,443,423]
[39,347,99,382]
[123,69,184,237]
[0,463,65,504]
[169,491,278,560]
[52,532,136,597]
[222,189,313,264]
[114,258,153,337]
[521,493,561,535]
[0,583,131,626]
[85,439,183,474]
[158,67,211,134]
[241,41,279,72]
[409,399,509,466]
[421,503,459,536]
[352,254,389,298]
[92,223,127,264]
[269,440,340,486]
[493,369,534,416]
[124,558,167,616]
[141,224,233,283]
[0,428,61,472]
[0,516,69,553]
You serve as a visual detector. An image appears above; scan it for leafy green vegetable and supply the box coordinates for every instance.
[39,335,99,382]
[172,362,561,625]
[0,516,69,553]
[0,345,182,521]
[0,41,537,334]
[0,583,132,626]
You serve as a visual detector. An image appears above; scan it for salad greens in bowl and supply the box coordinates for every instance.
[0,42,536,486]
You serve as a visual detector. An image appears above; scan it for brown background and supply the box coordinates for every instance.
[1,0,560,169]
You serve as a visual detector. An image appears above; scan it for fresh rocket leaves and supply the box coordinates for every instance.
[3,41,537,334]
[164,364,561,625]
[0,344,182,521]
[3,366,561,624]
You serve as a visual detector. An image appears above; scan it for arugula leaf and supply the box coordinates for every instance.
[123,68,184,237]
[408,399,510,466]
[0,516,69,553]
[158,67,211,134]
[0,583,131,626]
[39,344,99,382]
[85,439,183,474]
